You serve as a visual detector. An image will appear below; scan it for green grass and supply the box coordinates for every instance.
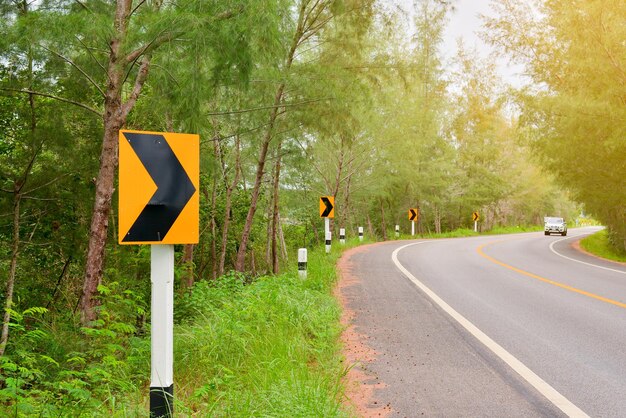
[0,243,361,417]
[171,242,362,417]
[580,229,626,263]
[394,225,542,240]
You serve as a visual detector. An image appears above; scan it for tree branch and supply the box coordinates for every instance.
[129,0,147,18]
[0,88,102,116]
[122,56,151,118]
[74,35,108,76]
[74,0,92,13]
[23,173,68,196]
[40,45,105,97]
[206,97,332,116]
[125,30,174,64]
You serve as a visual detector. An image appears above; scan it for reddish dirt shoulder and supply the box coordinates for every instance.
[335,243,391,417]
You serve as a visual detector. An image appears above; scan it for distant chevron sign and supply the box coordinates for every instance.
[320,196,335,218]
[408,208,418,221]
[119,130,199,244]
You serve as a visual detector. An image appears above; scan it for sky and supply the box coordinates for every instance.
[442,0,528,86]
[395,0,528,87]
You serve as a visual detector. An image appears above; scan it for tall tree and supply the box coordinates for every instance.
[484,0,626,250]
[2,0,284,323]
[234,0,376,271]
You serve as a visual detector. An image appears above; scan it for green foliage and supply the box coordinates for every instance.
[0,285,149,417]
[580,229,626,262]
[484,0,626,251]
[172,248,348,416]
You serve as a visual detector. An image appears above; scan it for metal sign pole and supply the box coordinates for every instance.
[150,244,174,418]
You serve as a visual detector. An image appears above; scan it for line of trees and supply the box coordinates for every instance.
[0,0,586,358]
[483,0,625,252]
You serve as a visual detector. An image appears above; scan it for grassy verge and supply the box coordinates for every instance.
[395,225,542,240]
[171,240,369,417]
[579,229,626,263]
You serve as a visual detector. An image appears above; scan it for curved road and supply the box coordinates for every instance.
[340,227,626,417]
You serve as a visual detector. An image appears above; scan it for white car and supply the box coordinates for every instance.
[544,217,567,236]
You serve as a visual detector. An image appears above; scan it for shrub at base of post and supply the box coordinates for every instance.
[298,248,307,279]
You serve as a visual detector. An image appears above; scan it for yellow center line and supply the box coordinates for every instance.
[477,241,626,310]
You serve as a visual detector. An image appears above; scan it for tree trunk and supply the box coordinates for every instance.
[435,206,442,234]
[218,136,241,276]
[380,198,387,241]
[271,140,283,274]
[234,1,308,272]
[210,177,218,279]
[278,213,288,261]
[343,174,353,231]
[234,83,285,272]
[80,112,123,324]
[0,194,21,357]
[1,29,36,354]
[80,0,153,325]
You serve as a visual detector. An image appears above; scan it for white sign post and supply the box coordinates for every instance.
[395,224,400,237]
[150,244,175,418]
[358,226,364,241]
[411,221,415,236]
[325,217,331,253]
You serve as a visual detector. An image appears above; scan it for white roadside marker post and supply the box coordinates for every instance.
[150,244,175,418]
[358,226,364,242]
[325,231,332,254]
[298,248,307,279]
[325,217,331,253]
[339,228,346,245]
[395,224,400,237]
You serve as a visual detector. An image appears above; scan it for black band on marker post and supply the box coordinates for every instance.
[298,262,307,270]
[150,385,174,418]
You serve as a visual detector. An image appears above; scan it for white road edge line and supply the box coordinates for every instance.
[549,235,626,275]
[391,242,589,418]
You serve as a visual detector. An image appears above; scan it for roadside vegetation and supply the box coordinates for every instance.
[0,241,359,416]
[580,230,626,264]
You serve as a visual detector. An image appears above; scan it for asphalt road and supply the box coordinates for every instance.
[341,227,626,417]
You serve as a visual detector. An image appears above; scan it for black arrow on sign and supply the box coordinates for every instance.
[409,209,417,221]
[321,197,334,217]
[122,132,196,242]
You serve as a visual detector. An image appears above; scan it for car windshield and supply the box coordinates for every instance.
[545,217,563,223]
